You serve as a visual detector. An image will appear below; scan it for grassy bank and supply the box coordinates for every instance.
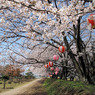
[44,78,95,95]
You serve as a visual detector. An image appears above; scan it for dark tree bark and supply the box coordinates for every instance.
[3,80,6,89]
[62,16,95,84]
[63,35,83,77]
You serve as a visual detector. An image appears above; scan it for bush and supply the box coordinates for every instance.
[2,75,9,80]
[8,81,11,84]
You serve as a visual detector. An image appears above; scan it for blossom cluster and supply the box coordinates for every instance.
[0,0,95,52]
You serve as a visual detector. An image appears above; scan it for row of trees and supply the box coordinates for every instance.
[0,64,35,89]
[0,64,24,78]
[0,0,95,84]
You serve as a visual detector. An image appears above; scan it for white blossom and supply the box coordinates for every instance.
[46,33,52,39]
[0,17,5,23]
[87,24,92,30]
[42,34,47,39]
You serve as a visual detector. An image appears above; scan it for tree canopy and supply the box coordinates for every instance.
[0,0,95,84]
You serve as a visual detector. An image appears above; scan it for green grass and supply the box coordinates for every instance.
[0,79,35,93]
[44,78,95,95]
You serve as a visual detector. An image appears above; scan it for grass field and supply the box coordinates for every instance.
[0,79,35,93]
[44,78,95,95]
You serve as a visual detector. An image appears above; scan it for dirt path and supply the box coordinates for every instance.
[0,78,47,95]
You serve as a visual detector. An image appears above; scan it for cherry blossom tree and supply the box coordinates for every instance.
[0,0,95,84]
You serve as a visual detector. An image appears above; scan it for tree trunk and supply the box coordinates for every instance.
[63,35,83,77]
[3,80,6,89]
[60,66,64,79]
